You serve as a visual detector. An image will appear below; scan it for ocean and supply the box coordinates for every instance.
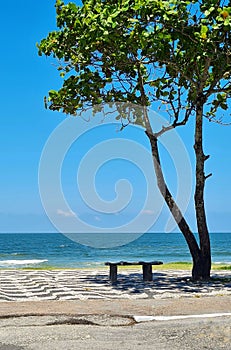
[0,232,230,269]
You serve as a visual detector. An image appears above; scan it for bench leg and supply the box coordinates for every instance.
[142,264,152,281]
[109,264,118,284]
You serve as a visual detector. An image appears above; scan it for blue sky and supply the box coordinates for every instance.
[0,0,231,233]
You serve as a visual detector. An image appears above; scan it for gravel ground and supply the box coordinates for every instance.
[0,315,230,350]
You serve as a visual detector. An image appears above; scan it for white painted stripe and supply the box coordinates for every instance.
[134,313,231,322]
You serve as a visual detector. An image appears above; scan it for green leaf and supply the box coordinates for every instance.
[220,102,228,110]
[204,7,215,16]
[201,26,208,33]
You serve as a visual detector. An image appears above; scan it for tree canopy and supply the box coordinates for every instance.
[38,0,231,128]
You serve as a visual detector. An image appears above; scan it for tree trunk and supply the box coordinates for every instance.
[193,99,211,280]
[138,65,211,280]
[146,129,211,281]
[146,131,200,278]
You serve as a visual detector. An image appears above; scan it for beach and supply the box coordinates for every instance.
[0,268,230,349]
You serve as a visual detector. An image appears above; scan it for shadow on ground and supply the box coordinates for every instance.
[80,271,231,296]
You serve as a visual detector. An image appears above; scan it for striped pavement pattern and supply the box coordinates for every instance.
[0,269,230,301]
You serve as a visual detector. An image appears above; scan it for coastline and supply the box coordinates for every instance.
[0,261,230,271]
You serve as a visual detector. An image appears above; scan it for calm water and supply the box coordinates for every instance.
[0,232,230,268]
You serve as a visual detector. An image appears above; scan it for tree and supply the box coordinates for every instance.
[37,0,231,280]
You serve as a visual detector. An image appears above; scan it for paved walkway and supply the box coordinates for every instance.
[0,269,230,301]
[0,269,230,350]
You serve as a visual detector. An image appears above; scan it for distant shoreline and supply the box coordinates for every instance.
[0,261,230,271]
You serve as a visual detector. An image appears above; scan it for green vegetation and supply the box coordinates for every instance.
[0,262,228,271]
[214,264,231,270]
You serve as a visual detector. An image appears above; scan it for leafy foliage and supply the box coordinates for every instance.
[37,0,231,128]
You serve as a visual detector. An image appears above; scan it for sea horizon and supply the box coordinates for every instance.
[0,232,230,269]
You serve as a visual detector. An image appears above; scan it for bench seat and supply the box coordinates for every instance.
[105,261,163,283]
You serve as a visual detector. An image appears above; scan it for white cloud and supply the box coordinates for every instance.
[141,209,155,215]
[57,209,76,218]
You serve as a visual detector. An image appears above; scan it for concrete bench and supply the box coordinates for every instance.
[105,261,163,284]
